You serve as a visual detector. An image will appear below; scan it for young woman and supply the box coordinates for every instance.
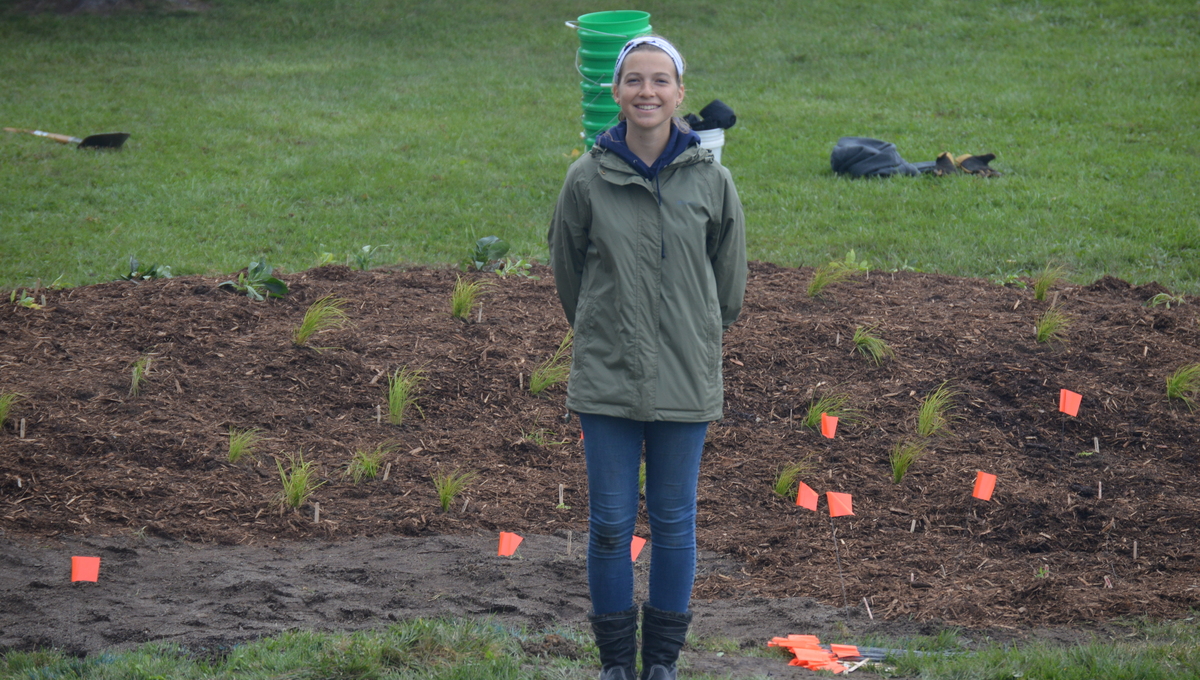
[548,36,747,680]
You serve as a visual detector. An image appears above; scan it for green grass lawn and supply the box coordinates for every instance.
[1,0,1197,292]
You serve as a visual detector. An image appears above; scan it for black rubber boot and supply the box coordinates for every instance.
[640,605,693,680]
[589,607,639,680]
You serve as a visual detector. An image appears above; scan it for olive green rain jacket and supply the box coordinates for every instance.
[548,144,747,422]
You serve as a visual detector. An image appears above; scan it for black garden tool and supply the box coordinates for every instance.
[4,127,130,149]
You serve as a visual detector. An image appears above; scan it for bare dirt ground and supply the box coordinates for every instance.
[1,263,1197,673]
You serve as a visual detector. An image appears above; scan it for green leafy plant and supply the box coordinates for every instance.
[638,461,646,497]
[227,426,261,463]
[385,367,424,425]
[431,468,477,512]
[129,355,152,397]
[806,260,856,298]
[450,276,487,320]
[853,324,894,365]
[9,289,41,309]
[889,439,926,484]
[1076,450,1095,457]
[1035,564,1050,579]
[522,428,568,446]
[0,392,20,429]
[916,382,957,438]
[495,257,540,280]
[529,330,573,396]
[1032,262,1068,301]
[118,256,173,282]
[1035,306,1072,344]
[349,244,390,271]
[1146,292,1185,309]
[313,246,337,267]
[841,249,870,272]
[219,260,289,301]
[802,393,858,429]
[459,236,509,273]
[275,450,326,509]
[773,457,814,498]
[346,443,393,484]
[1165,363,1200,410]
[293,295,351,346]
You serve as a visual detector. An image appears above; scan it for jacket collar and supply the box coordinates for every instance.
[594,121,702,180]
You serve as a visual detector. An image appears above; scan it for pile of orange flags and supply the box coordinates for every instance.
[767,634,861,673]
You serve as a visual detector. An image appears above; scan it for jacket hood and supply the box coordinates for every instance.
[594,121,702,181]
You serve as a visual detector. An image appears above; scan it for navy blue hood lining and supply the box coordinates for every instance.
[595,121,701,181]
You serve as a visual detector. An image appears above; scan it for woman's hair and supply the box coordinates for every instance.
[613,35,686,86]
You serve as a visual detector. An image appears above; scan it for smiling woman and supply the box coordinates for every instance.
[548,35,748,680]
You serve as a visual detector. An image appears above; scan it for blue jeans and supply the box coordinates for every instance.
[579,413,708,616]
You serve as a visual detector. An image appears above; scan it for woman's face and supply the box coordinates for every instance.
[612,48,684,135]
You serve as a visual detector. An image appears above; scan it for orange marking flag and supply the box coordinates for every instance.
[973,471,997,501]
[71,556,101,582]
[829,644,860,659]
[631,535,647,562]
[1059,389,1082,417]
[827,492,854,517]
[820,412,838,439]
[497,532,523,557]
[767,635,846,673]
[796,482,818,511]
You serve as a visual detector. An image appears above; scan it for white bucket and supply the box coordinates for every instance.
[696,128,725,164]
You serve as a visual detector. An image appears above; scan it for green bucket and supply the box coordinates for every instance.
[568,10,652,148]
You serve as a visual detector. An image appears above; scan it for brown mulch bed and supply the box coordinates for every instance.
[1,262,1197,629]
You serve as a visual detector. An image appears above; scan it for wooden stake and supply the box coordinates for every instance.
[1132,541,1138,560]
[519,372,523,390]
[382,462,391,482]
[567,530,572,557]
[1094,437,1100,453]
[830,516,849,609]
[863,597,874,620]
[1098,480,1102,499]
[376,405,382,423]
[477,303,483,324]
[19,418,25,439]
[910,519,917,533]
[461,497,469,513]
[558,484,565,506]
[313,502,320,524]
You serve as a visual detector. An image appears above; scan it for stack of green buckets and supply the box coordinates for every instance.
[571,10,653,149]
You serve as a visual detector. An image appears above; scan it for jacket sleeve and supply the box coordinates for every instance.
[547,164,592,327]
[708,166,747,330]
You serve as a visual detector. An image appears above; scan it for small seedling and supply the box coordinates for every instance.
[349,244,390,271]
[889,440,925,484]
[129,355,152,396]
[346,443,393,484]
[990,266,1029,288]
[529,330,573,396]
[1076,450,1095,457]
[773,457,814,498]
[1146,292,1185,309]
[1035,307,1071,344]
[802,393,858,429]
[1165,363,1200,410]
[293,295,351,346]
[0,393,20,428]
[275,450,325,509]
[523,428,568,446]
[806,260,856,298]
[219,260,289,301]
[450,276,487,320]
[313,247,337,267]
[431,468,478,512]
[459,235,510,272]
[638,461,647,496]
[227,426,261,463]
[9,289,41,309]
[385,366,424,425]
[496,257,541,279]
[853,325,894,365]
[1034,564,1050,579]
[1032,262,1067,302]
[118,256,173,282]
[916,382,957,438]
[556,483,571,510]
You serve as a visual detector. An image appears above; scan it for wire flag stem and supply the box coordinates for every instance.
[830,516,848,609]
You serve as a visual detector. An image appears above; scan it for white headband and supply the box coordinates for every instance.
[612,37,684,86]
